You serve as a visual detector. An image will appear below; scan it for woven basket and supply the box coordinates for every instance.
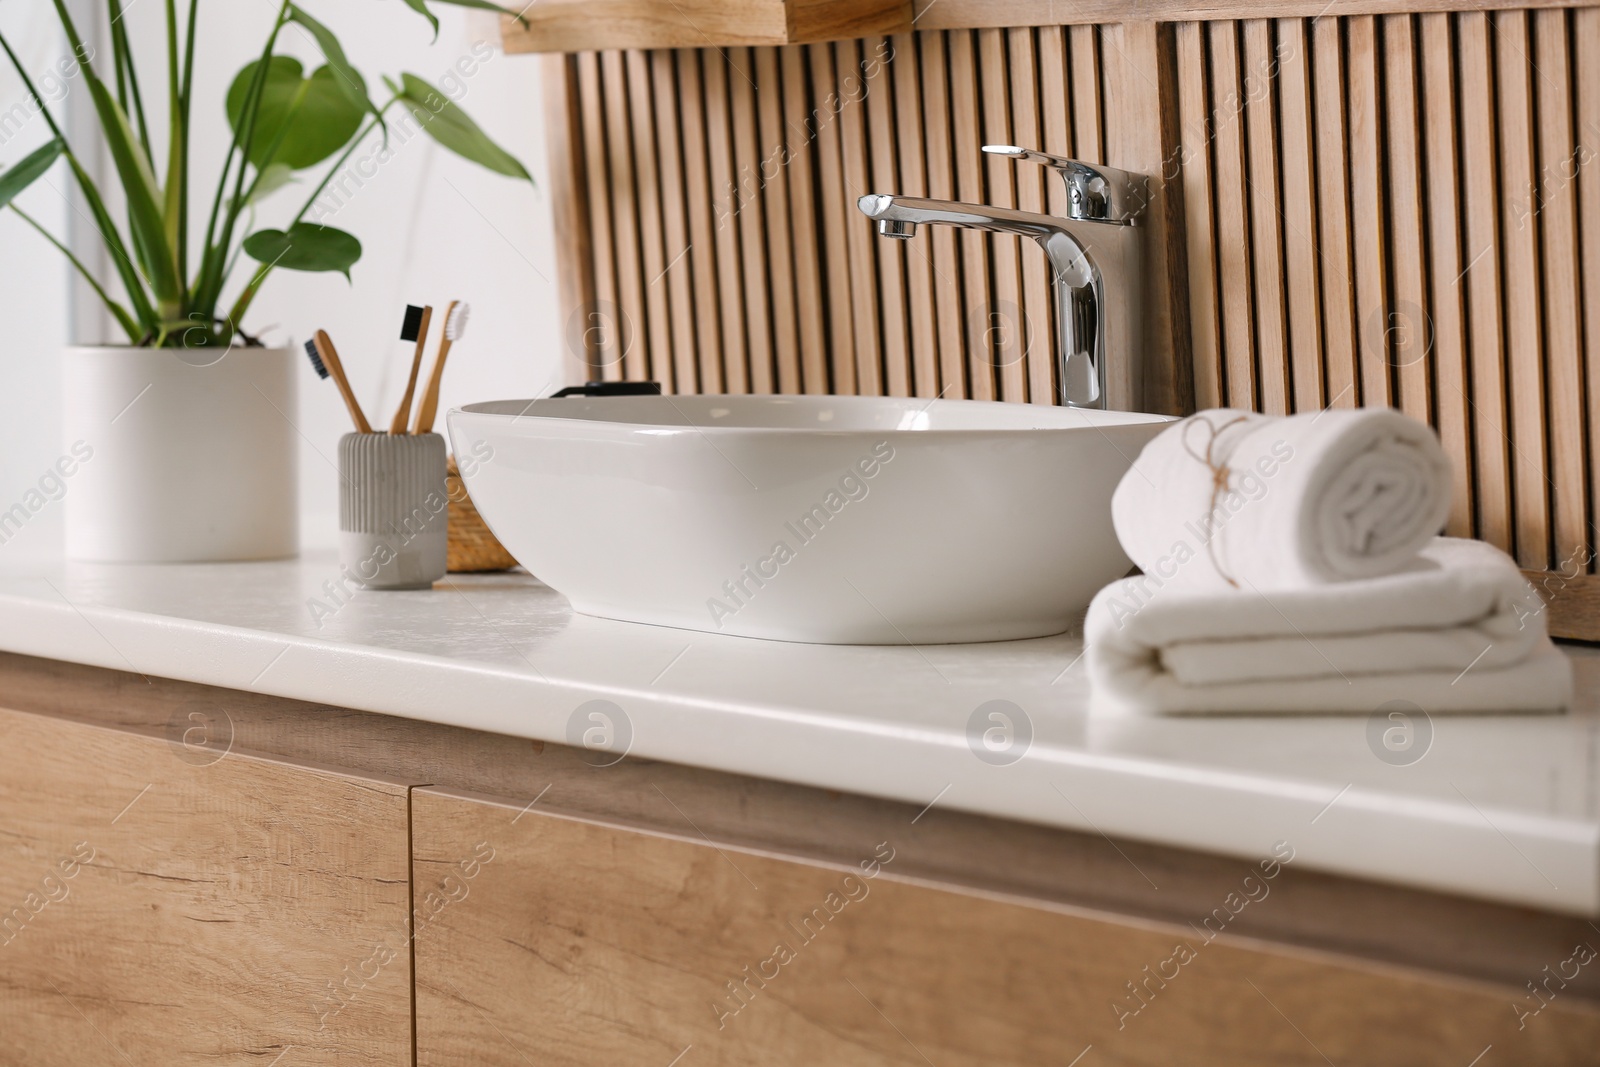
[446,457,518,573]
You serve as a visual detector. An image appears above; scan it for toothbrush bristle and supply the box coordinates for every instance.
[303,339,330,379]
[400,304,425,342]
[446,302,471,342]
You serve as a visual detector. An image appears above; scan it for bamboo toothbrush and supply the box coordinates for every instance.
[304,331,373,433]
[412,301,469,435]
[389,304,433,435]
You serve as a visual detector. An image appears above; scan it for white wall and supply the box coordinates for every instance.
[1,4,560,547]
[0,6,73,555]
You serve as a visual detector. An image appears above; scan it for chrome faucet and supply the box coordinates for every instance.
[857,145,1147,409]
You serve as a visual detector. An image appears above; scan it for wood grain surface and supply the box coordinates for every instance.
[501,0,910,52]
[4,651,1598,1023]
[412,786,1600,1066]
[0,705,415,1066]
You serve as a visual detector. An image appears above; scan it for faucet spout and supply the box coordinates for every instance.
[858,194,1078,245]
[857,192,1115,408]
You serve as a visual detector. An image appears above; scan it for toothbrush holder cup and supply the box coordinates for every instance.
[338,433,449,590]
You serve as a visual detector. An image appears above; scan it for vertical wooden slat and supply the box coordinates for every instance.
[728,48,775,394]
[1418,13,1475,536]
[1176,22,1224,411]
[577,53,621,381]
[755,46,801,395]
[891,33,942,399]
[979,28,1029,403]
[1533,8,1589,568]
[1313,17,1360,411]
[650,51,698,395]
[1457,12,1513,551]
[1208,21,1257,411]
[1106,21,1191,415]
[1009,28,1055,406]
[865,37,912,398]
[1383,15,1433,427]
[1243,19,1292,415]
[836,38,885,396]
[1347,16,1392,409]
[624,51,674,392]
[703,51,750,393]
[676,49,726,393]
[809,43,859,395]
[1578,8,1600,572]
[780,45,828,395]
[600,52,649,384]
[949,30,996,401]
[1070,25,1103,163]
[1496,9,1552,569]
[1038,26,1073,222]
[540,56,596,388]
[919,31,969,401]
[1276,18,1325,412]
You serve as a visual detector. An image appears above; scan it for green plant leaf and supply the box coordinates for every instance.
[394,0,526,34]
[392,73,531,182]
[22,7,160,327]
[285,6,385,130]
[284,66,368,166]
[398,0,440,39]
[229,162,295,211]
[227,57,365,170]
[227,56,303,160]
[427,0,527,25]
[249,162,297,204]
[0,138,64,210]
[84,76,181,303]
[243,223,361,278]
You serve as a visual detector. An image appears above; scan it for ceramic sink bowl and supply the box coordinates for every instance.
[447,394,1171,644]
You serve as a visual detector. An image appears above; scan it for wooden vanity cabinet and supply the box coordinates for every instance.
[4,659,1600,1067]
[0,706,415,1066]
[410,786,1600,1067]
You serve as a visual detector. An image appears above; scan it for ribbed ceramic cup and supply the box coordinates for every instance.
[338,433,448,590]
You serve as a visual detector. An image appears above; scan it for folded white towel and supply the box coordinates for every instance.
[1112,407,1454,592]
[1085,538,1572,715]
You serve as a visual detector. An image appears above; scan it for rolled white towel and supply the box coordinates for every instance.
[1112,407,1453,591]
[1085,537,1572,715]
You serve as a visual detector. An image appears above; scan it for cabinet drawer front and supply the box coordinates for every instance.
[0,707,414,1066]
[412,787,1600,1067]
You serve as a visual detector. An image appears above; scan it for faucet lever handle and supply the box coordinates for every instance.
[981,144,1145,225]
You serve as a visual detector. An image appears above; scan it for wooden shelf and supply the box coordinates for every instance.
[497,0,1588,52]
[907,0,1586,29]
[499,0,912,54]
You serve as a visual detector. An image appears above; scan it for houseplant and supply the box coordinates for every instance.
[0,0,530,562]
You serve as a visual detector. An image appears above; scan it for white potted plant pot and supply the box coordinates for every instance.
[62,345,299,563]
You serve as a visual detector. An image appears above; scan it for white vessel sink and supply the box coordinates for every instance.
[447,395,1171,644]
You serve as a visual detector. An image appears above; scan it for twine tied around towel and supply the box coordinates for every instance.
[1180,413,1252,589]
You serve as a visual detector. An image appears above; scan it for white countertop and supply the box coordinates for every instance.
[0,548,1595,916]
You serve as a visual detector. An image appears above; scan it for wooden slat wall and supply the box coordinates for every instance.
[1172,8,1598,594]
[560,29,1112,405]
[546,5,1600,634]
